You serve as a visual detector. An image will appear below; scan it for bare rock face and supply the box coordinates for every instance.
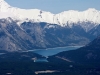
[0,18,100,51]
[0,19,35,51]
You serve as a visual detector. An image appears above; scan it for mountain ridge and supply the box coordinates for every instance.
[0,0,100,51]
[0,0,100,29]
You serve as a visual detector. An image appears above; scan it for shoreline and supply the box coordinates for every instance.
[28,45,83,52]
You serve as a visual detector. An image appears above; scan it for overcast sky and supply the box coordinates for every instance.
[5,0,100,14]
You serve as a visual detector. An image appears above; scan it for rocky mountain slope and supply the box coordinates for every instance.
[0,0,100,51]
[0,19,91,51]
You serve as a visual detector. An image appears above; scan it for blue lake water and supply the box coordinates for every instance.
[29,46,82,62]
[32,46,82,57]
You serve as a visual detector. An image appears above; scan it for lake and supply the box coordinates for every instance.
[29,46,82,62]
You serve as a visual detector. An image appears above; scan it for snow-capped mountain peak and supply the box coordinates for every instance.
[0,0,100,31]
[0,0,11,12]
[86,8,98,12]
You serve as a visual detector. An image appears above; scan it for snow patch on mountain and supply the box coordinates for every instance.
[0,12,13,18]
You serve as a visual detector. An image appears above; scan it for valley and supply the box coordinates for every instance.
[0,0,100,75]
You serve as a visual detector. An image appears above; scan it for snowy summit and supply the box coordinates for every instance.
[0,0,100,26]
